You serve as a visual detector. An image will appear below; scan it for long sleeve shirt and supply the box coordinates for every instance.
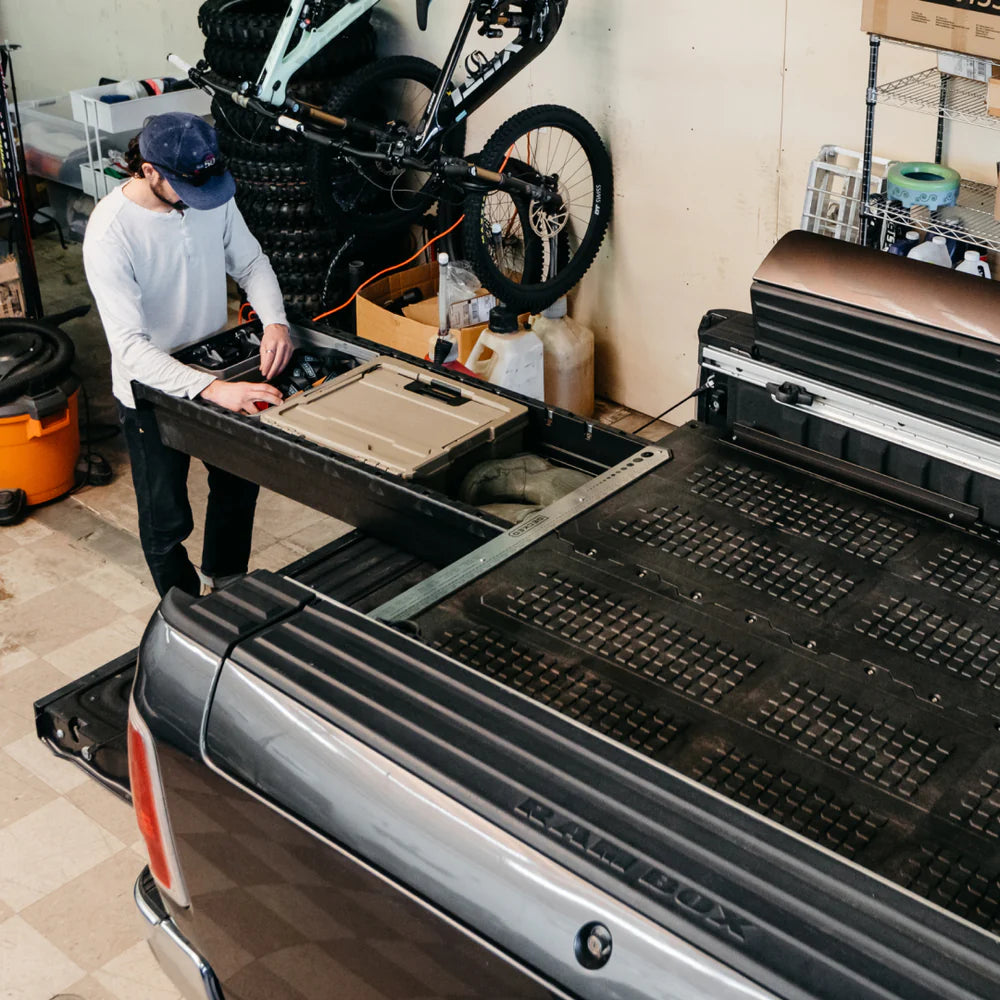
[82,182,287,408]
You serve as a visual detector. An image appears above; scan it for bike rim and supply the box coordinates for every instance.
[344,77,438,214]
[481,125,595,285]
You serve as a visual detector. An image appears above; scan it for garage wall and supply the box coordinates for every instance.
[0,1,964,415]
[0,1,205,100]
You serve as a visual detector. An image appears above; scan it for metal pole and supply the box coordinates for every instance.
[935,74,949,164]
[0,44,42,317]
[860,34,881,246]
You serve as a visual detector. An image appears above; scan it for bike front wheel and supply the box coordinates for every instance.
[462,104,613,314]
[308,56,465,235]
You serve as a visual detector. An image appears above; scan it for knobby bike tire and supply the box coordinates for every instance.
[462,104,613,314]
[199,0,364,50]
[271,266,329,295]
[235,178,313,202]
[307,55,466,236]
[263,246,334,271]
[218,130,307,164]
[237,191,321,226]
[254,226,339,251]
[227,156,308,183]
[318,227,414,310]
[282,292,325,317]
[202,23,375,84]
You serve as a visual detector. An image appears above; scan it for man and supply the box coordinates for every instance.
[84,112,291,598]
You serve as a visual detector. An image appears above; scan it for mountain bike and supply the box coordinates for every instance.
[173,0,613,312]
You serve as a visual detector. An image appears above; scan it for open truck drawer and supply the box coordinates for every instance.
[136,322,645,564]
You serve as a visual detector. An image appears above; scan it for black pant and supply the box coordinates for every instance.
[118,402,259,597]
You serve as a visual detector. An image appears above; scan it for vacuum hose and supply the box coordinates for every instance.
[0,316,76,405]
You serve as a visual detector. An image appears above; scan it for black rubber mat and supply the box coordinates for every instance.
[414,423,1000,937]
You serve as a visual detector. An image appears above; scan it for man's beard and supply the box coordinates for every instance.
[150,176,187,211]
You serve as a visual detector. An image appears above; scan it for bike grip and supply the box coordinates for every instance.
[167,53,193,75]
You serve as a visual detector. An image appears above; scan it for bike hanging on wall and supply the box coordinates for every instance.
[175,0,613,312]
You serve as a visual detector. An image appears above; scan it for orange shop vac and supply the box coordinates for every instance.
[0,310,85,525]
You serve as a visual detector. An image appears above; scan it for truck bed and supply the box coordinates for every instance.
[408,421,1000,937]
[197,423,1000,999]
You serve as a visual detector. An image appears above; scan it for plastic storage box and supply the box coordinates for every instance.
[70,82,211,198]
[261,357,529,479]
[69,82,211,134]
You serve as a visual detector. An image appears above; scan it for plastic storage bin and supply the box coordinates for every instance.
[261,357,528,480]
[71,82,211,198]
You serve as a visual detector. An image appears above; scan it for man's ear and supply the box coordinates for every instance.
[140,162,158,182]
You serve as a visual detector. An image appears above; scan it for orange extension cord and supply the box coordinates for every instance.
[235,216,465,327]
[240,145,516,327]
[310,213,465,322]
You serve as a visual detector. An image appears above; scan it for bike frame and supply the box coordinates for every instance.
[172,1,572,208]
[258,0,380,105]
[253,0,566,154]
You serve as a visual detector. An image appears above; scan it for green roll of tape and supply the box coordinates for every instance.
[886,161,960,210]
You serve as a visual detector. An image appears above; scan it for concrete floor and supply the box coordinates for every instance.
[0,232,673,1000]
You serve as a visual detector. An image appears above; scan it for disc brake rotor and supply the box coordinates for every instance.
[528,181,570,240]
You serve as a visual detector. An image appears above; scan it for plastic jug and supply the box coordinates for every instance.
[528,297,595,416]
[907,236,952,268]
[466,305,544,399]
[955,250,992,278]
[888,230,921,256]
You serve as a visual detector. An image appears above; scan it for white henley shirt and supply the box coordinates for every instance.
[83,182,287,408]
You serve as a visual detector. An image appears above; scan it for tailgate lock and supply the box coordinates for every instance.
[575,922,613,969]
[767,380,814,406]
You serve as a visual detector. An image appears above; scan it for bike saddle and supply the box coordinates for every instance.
[416,0,432,30]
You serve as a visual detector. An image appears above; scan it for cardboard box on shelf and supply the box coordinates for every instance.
[356,261,495,364]
[988,68,1000,116]
[862,0,1000,61]
[938,51,994,81]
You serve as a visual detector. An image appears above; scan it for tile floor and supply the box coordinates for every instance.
[0,233,673,1000]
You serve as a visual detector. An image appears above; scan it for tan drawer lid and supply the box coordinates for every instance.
[261,356,528,479]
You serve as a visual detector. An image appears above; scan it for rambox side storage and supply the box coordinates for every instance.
[698,231,1000,526]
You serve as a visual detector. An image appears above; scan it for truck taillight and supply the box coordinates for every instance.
[128,699,190,907]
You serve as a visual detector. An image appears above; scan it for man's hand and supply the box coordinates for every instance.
[200,379,283,415]
[259,323,293,379]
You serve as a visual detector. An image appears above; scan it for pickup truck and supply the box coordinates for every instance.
[37,232,1000,999]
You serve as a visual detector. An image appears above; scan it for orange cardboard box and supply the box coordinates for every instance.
[862,0,1000,60]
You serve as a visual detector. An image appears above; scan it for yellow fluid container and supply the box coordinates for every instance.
[0,387,80,504]
[528,297,594,417]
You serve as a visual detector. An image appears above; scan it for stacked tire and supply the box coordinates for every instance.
[197,0,377,318]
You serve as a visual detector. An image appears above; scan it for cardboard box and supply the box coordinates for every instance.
[356,261,490,364]
[938,51,994,81]
[863,0,1000,61]
[989,68,1000,116]
[0,256,26,319]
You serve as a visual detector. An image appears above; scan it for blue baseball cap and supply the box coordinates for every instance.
[138,112,235,210]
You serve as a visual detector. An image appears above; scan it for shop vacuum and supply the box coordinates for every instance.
[0,306,90,525]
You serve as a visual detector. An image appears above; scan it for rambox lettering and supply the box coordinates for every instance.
[515,798,757,944]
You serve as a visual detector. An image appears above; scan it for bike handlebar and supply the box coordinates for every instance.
[166,52,193,75]
[164,49,560,206]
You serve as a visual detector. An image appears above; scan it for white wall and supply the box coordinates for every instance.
[0,1,204,101]
[0,0,977,415]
